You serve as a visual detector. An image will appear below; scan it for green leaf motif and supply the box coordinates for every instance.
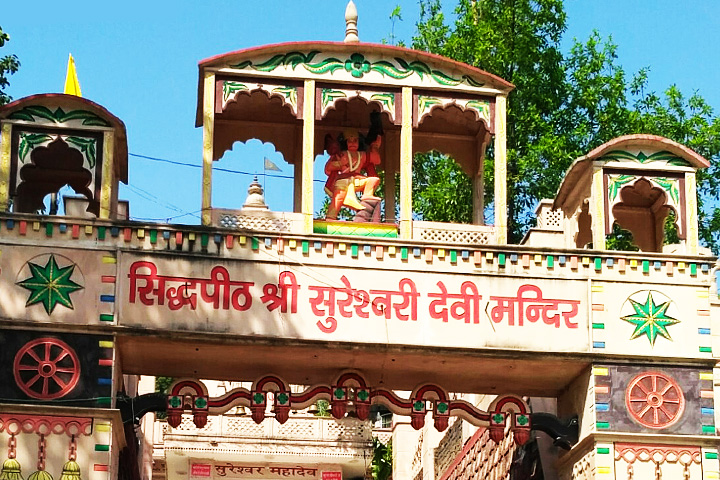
[321,89,348,110]
[492,413,504,424]
[466,100,491,121]
[253,392,265,404]
[305,57,345,75]
[277,393,289,404]
[607,174,636,201]
[222,81,248,103]
[9,106,110,126]
[250,51,321,71]
[65,136,97,168]
[228,51,482,87]
[356,389,369,401]
[169,396,181,408]
[516,415,529,426]
[418,95,442,114]
[334,387,345,399]
[369,93,395,111]
[413,401,425,411]
[601,150,690,167]
[371,59,413,80]
[18,133,53,162]
[194,397,207,408]
[271,86,298,108]
[462,75,484,88]
[436,402,448,414]
[654,177,679,203]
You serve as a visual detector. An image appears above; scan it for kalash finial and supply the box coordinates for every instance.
[344,1,359,43]
[242,176,269,211]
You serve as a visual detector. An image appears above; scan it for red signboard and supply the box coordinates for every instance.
[321,472,342,480]
[191,464,212,477]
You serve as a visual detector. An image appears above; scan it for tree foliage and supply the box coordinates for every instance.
[371,438,392,480]
[411,1,720,252]
[0,26,19,106]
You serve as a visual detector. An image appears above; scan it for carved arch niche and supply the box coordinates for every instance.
[12,131,101,215]
[606,174,684,252]
[413,95,492,179]
[213,78,302,164]
[315,93,396,165]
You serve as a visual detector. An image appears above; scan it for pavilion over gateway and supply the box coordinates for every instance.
[194,31,514,241]
[0,3,719,480]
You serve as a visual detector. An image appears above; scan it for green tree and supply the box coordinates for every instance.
[371,438,392,480]
[413,0,567,242]
[0,26,20,105]
[411,1,720,252]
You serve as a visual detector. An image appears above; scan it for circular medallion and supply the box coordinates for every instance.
[625,371,684,429]
[13,338,81,400]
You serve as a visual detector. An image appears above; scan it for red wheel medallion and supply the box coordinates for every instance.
[625,371,684,429]
[13,338,81,400]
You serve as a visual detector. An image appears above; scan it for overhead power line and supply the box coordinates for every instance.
[129,152,326,183]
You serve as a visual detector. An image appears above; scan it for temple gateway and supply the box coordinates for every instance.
[0,3,718,480]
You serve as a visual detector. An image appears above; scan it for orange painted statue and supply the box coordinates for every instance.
[324,115,383,220]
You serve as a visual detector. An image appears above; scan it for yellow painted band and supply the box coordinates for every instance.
[99,132,114,219]
[0,123,11,210]
[201,72,215,225]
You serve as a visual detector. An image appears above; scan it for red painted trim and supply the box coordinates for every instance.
[290,386,332,404]
[438,427,487,480]
[370,389,412,409]
[94,465,109,472]
[494,396,527,415]
[335,372,367,388]
[101,276,116,283]
[255,375,287,391]
[208,390,251,408]
[98,359,113,367]
[170,380,205,396]
[0,413,93,436]
[449,401,491,422]
[415,384,448,402]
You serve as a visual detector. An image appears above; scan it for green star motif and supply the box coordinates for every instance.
[17,255,83,314]
[621,292,679,346]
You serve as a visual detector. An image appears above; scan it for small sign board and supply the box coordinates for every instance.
[321,472,342,480]
[191,464,212,477]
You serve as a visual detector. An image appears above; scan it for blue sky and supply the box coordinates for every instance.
[3,1,718,223]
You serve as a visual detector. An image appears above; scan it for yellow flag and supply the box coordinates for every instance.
[64,53,82,97]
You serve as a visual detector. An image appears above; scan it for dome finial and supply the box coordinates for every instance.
[242,176,269,211]
[344,1,359,43]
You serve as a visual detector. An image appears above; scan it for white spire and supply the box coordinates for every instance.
[242,176,269,211]
[344,1,359,43]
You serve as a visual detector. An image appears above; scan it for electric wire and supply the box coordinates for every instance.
[130,152,327,183]
[126,151,327,221]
